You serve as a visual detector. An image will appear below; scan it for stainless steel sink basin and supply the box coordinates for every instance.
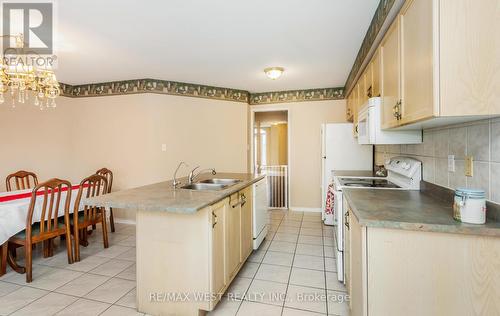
[199,178,241,185]
[181,183,227,191]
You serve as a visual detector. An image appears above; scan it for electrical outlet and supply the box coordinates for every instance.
[465,156,474,177]
[161,144,167,152]
[448,155,455,172]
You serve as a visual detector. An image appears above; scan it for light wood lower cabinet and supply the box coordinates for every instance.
[343,199,500,316]
[136,186,255,316]
[227,193,242,280]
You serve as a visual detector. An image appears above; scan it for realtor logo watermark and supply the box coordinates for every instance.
[1,1,57,69]
[2,2,53,54]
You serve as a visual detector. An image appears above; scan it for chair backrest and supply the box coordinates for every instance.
[96,168,113,193]
[6,170,39,192]
[26,178,72,238]
[74,174,108,223]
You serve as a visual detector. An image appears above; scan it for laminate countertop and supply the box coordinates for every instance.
[84,173,265,214]
[343,188,500,237]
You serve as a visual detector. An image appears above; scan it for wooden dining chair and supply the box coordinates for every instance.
[6,170,38,192]
[95,168,115,232]
[7,178,74,283]
[72,174,109,262]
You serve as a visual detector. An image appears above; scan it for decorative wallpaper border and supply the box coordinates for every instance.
[60,79,249,103]
[60,80,344,105]
[344,0,396,93]
[249,87,344,105]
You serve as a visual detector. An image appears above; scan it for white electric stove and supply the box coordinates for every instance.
[332,156,422,282]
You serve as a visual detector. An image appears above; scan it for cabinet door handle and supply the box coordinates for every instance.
[344,210,350,230]
[212,211,218,228]
[393,100,402,120]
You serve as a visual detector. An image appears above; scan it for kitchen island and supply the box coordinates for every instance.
[86,172,266,316]
[341,185,500,316]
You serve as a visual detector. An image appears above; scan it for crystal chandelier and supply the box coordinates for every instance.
[0,34,60,109]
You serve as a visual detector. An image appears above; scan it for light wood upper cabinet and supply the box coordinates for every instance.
[226,193,242,280]
[400,0,436,125]
[211,200,226,296]
[240,187,253,262]
[380,19,401,129]
[346,93,354,122]
[371,49,381,97]
[352,83,360,137]
[439,0,499,116]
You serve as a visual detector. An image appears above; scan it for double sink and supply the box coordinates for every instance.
[181,178,241,191]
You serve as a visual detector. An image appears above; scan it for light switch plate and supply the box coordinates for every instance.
[448,155,455,172]
[161,144,167,152]
[465,156,474,177]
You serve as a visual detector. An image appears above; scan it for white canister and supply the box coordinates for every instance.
[453,188,487,224]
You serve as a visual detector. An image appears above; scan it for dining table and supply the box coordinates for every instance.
[0,185,84,276]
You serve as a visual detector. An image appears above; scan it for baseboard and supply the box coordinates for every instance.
[114,218,136,225]
[289,207,322,213]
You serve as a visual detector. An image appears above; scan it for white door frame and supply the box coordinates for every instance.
[250,105,291,209]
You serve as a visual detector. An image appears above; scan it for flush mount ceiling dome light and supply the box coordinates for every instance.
[264,67,284,80]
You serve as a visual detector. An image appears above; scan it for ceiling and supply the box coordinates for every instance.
[55,0,379,92]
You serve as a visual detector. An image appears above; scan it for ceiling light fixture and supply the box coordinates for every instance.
[0,34,61,109]
[264,67,284,80]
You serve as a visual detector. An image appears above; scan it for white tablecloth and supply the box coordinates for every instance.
[0,187,82,244]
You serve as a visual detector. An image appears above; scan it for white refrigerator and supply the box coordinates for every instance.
[321,123,373,225]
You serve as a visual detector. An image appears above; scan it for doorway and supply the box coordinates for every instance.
[252,110,289,209]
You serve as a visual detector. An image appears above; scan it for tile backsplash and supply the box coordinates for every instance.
[375,118,500,204]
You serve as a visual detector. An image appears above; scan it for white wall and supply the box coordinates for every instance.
[0,93,249,220]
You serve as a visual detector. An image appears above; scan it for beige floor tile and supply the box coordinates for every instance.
[117,248,136,261]
[298,235,323,245]
[85,277,136,304]
[293,255,324,271]
[277,226,300,235]
[66,255,112,272]
[246,279,287,306]
[300,228,323,237]
[254,264,291,284]
[323,229,334,238]
[248,249,266,263]
[237,262,259,279]
[324,258,337,273]
[259,239,272,251]
[224,277,252,300]
[285,285,327,314]
[268,241,296,254]
[273,233,299,243]
[2,264,53,284]
[282,307,325,315]
[324,246,335,258]
[327,291,350,316]
[208,297,242,316]
[55,273,110,297]
[262,251,294,267]
[290,268,326,289]
[116,264,136,281]
[280,221,302,228]
[95,245,133,259]
[90,258,134,277]
[0,286,48,315]
[11,292,77,316]
[296,244,323,257]
[323,237,334,247]
[0,281,21,297]
[237,301,282,316]
[100,305,144,316]
[56,298,110,316]
[301,221,323,229]
[23,267,83,291]
[117,236,136,247]
[325,272,346,292]
[105,233,130,245]
[116,288,137,308]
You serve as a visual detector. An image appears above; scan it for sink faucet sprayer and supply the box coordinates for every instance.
[188,166,217,184]
[173,161,189,188]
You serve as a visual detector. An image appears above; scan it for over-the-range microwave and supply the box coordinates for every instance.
[357,97,422,145]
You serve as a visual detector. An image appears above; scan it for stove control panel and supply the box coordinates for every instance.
[385,157,422,179]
